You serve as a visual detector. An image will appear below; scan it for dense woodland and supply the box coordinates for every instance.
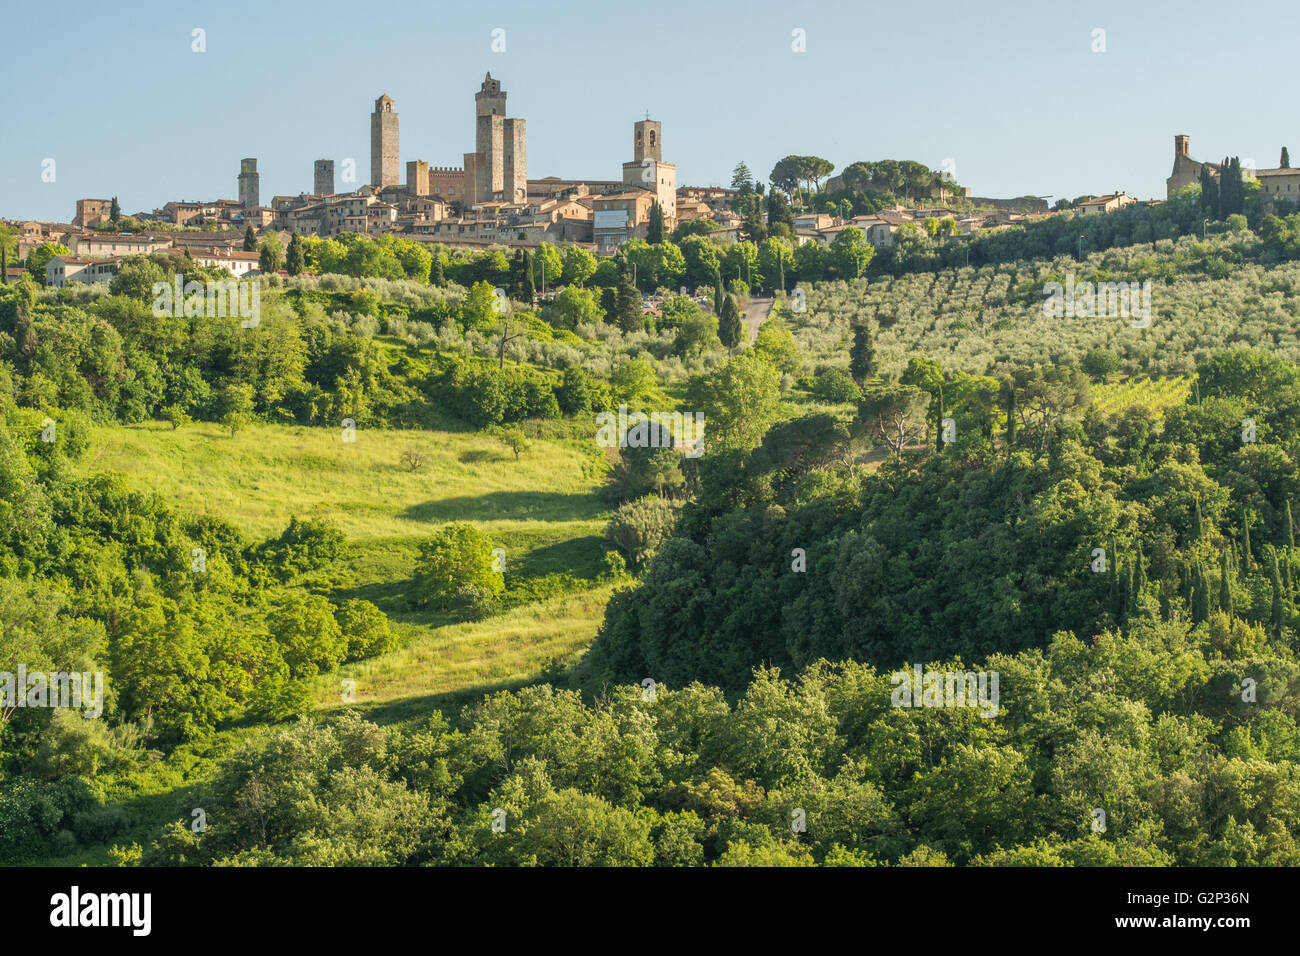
[3,183,1300,866]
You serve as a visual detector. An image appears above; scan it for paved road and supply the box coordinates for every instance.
[742,297,775,345]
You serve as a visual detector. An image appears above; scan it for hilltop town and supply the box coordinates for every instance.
[2,68,1298,303]
[16,72,1290,290]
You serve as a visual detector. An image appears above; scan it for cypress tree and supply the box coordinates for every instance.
[1126,561,1140,619]
[1269,547,1285,636]
[1192,563,1211,623]
[718,295,743,353]
[1111,540,1123,620]
[1134,542,1148,596]
[1193,498,1204,541]
[285,233,304,276]
[429,252,444,285]
[1287,500,1295,550]
[849,323,875,384]
[1158,581,1172,621]
[616,268,643,333]
[1220,548,1233,617]
[936,386,946,452]
[243,225,257,251]
[1,245,7,285]
[1005,381,1017,447]
[1242,513,1253,572]
[647,201,665,244]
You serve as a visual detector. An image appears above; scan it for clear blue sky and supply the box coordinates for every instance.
[2,0,1294,222]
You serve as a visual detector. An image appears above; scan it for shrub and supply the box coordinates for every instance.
[811,367,860,403]
[605,497,679,568]
[412,523,504,612]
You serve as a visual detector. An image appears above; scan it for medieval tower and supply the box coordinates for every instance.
[238,158,259,209]
[463,73,526,204]
[370,95,400,188]
[622,118,676,223]
[314,159,335,196]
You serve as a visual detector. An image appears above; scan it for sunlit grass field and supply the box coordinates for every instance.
[44,420,623,865]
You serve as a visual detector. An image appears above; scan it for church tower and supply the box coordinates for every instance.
[633,119,663,163]
[622,117,676,225]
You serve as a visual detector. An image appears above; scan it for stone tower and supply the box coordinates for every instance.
[314,159,334,196]
[370,95,400,188]
[406,160,430,197]
[464,73,526,204]
[238,158,259,209]
[633,119,663,163]
[502,118,526,204]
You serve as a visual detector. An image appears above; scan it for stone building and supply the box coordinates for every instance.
[428,167,467,204]
[592,188,657,251]
[1255,167,1300,201]
[371,95,400,188]
[315,160,335,196]
[1167,135,1221,198]
[463,73,526,204]
[238,159,260,209]
[73,198,113,227]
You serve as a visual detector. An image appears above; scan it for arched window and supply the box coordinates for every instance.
[649,131,656,147]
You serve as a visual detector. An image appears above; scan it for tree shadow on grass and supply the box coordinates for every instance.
[342,665,579,727]
[400,490,603,524]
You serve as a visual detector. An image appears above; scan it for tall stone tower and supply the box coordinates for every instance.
[622,118,676,224]
[633,120,663,163]
[314,159,334,196]
[502,118,526,204]
[370,95,400,188]
[238,158,259,209]
[464,73,526,204]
